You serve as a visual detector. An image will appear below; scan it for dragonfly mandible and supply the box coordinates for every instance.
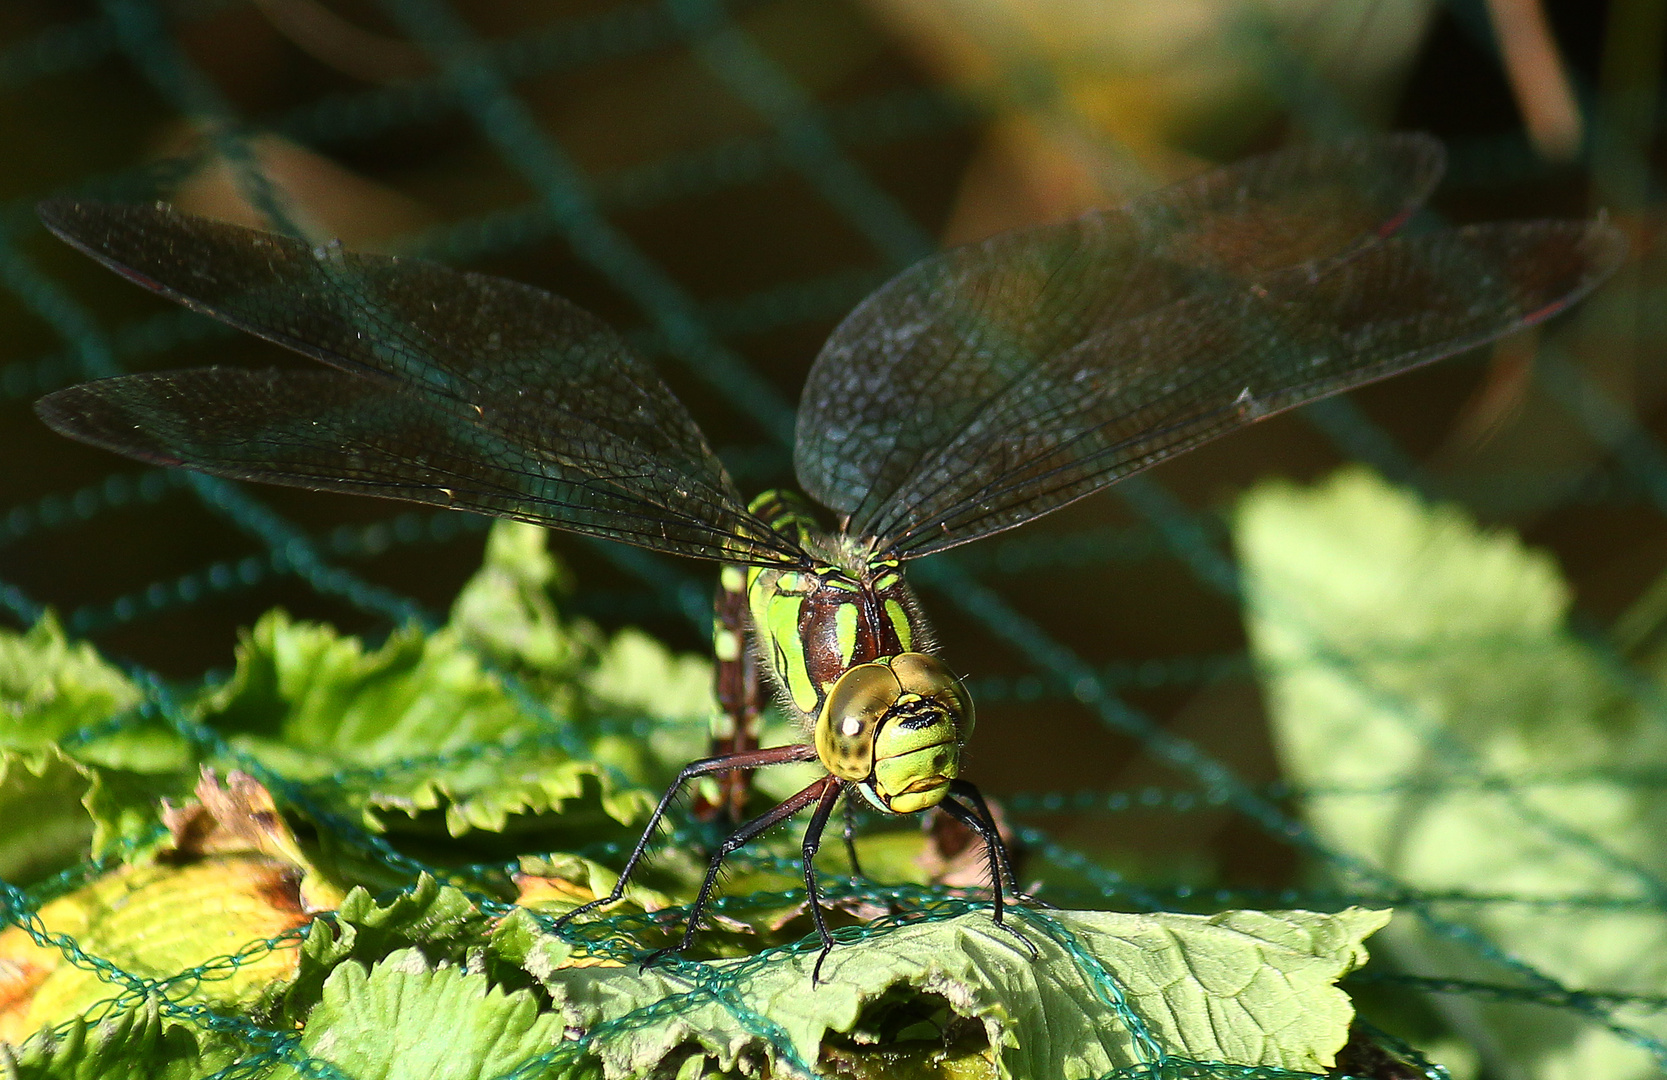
[33,133,1623,980]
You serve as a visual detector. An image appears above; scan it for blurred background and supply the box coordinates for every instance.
[0,0,1660,1070]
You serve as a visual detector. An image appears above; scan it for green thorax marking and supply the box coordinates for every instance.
[729,490,929,726]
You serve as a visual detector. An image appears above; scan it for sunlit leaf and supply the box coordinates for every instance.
[0,855,310,1043]
[499,906,1387,1079]
[275,949,568,1080]
[1238,467,1667,1080]
[3,997,248,1080]
[196,610,652,836]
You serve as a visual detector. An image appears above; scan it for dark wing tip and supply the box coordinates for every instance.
[36,197,89,233]
[34,382,93,437]
[37,198,102,255]
[1337,130,1444,181]
[1291,132,1448,231]
[1583,217,1630,281]
[37,198,133,247]
[1380,130,1446,217]
[1516,217,1629,325]
[35,380,185,468]
[35,199,179,285]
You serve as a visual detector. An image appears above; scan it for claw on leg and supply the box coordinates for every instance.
[939,781,1035,957]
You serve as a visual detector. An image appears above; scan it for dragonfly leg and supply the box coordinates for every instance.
[947,778,1035,902]
[699,566,762,821]
[940,792,1038,959]
[553,743,818,934]
[841,792,864,878]
[641,775,837,970]
[802,779,845,985]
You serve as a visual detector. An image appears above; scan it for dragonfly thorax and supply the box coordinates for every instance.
[742,551,930,724]
[735,490,935,729]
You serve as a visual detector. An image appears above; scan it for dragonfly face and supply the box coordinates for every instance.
[816,653,974,814]
[29,133,1625,978]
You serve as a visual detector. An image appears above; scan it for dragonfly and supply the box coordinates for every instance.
[34,133,1622,980]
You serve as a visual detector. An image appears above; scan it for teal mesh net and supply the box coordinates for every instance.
[1,0,1664,1078]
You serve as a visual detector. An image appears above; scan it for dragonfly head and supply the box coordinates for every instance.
[814,653,975,815]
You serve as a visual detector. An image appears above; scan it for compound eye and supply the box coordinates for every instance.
[888,653,974,742]
[816,663,902,781]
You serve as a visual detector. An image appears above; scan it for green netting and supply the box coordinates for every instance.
[1,0,1664,1077]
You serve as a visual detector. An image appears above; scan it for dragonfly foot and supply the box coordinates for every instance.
[991,912,1039,959]
[810,942,838,985]
[637,943,689,973]
[551,897,609,933]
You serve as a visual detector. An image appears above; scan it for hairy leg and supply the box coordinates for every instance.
[841,791,864,877]
[802,779,845,983]
[641,775,836,966]
[940,791,1037,958]
[553,744,819,932]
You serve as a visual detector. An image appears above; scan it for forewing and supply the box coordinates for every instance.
[861,220,1624,558]
[36,368,791,561]
[794,135,1447,528]
[37,201,801,565]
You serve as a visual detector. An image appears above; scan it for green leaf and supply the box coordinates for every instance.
[276,949,571,1080]
[1237,467,1667,1080]
[3,996,249,1080]
[582,621,822,802]
[0,854,311,1043]
[449,520,589,677]
[286,874,494,1026]
[0,615,139,748]
[0,615,191,779]
[586,627,712,731]
[511,852,675,916]
[583,627,721,783]
[820,1038,998,1080]
[0,747,94,884]
[83,766,198,864]
[0,747,187,881]
[198,610,652,835]
[502,906,1386,1079]
[179,523,729,837]
[450,519,716,792]
[0,617,196,868]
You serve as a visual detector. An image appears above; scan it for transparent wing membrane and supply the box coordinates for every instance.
[34,200,804,567]
[792,135,1623,557]
[873,222,1621,557]
[34,137,1624,567]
